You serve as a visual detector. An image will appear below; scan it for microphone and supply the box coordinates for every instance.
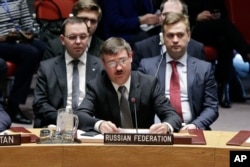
[131,98,138,134]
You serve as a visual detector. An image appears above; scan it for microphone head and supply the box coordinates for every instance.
[131,98,136,103]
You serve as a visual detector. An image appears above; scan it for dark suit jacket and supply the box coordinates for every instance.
[99,0,161,40]
[43,35,103,60]
[33,54,103,127]
[132,35,205,70]
[138,55,218,129]
[76,71,182,132]
[184,0,228,28]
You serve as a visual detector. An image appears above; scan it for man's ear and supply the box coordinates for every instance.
[129,52,133,62]
[60,34,65,45]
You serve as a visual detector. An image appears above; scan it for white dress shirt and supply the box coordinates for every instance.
[65,51,87,109]
[164,52,192,124]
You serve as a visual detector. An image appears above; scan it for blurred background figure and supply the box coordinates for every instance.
[97,0,162,48]
[0,0,46,124]
[232,51,250,101]
[184,0,250,108]
[43,0,103,60]
[0,58,11,131]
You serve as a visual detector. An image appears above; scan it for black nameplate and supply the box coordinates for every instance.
[104,133,173,145]
[0,134,21,146]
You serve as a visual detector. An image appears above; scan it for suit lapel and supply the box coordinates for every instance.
[103,73,122,127]
[54,56,67,107]
[129,72,141,105]
[157,55,167,92]
[129,72,141,127]
[86,54,98,81]
[187,56,196,105]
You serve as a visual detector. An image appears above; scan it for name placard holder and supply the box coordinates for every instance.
[104,133,173,145]
[0,134,21,146]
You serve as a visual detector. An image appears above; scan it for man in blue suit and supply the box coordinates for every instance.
[132,0,205,70]
[139,13,218,130]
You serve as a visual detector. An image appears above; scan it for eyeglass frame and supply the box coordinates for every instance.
[105,57,129,68]
[64,34,89,41]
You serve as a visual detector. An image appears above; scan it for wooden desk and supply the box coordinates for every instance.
[0,130,249,167]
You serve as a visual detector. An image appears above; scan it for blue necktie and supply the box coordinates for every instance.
[72,60,79,111]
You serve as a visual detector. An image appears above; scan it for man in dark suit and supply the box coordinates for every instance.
[98,0,162,48]
[33,17,103,128]
[43,0,103,60]
[139,13,218,130]
[132,0,205,70]
[76,37,182,134]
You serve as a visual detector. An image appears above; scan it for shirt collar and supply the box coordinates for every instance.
[112,75,131,93]
[65,50,87,65]
[165,52,188,66]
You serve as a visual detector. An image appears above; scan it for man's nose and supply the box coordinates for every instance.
[116,63,123,70]
[75,36,81,43]
[86,20,91,27]
[173,35,179,42]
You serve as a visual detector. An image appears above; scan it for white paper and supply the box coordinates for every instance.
[245,137,250,143]
[118,128,149,134]
[77,130,104,142]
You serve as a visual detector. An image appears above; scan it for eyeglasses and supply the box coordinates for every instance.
[106,57,129,68]
[64,34,89,41]
[79,17,98,25]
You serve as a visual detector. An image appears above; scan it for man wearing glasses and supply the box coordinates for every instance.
[43,0,103,60]
[76,37,182,134]
[33,17,103,128]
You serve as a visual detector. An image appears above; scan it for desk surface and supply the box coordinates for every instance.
[1,129,249,167]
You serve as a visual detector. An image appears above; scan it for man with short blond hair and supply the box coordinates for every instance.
[139,13,218,130]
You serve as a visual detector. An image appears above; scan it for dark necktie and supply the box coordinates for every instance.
[169,61,183,120]
[72,59,79,111]
[118,86,133,128]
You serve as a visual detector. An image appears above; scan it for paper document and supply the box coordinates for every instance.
[118,128,149,134]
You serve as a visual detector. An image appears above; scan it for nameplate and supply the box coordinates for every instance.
[104,133,173,145]
[0,134,21,146]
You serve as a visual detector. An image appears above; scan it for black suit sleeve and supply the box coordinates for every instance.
[76,82,100,131]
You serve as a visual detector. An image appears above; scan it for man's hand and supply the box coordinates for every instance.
[197,10,213,21]
[149,123,170,134]
[181,124,197,130]
[139,14,160,25]
[99,121,119,134]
